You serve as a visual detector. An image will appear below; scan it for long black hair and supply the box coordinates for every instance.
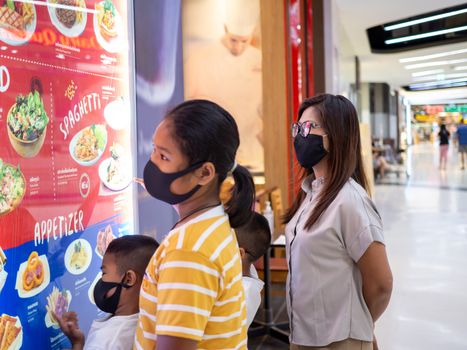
[283,94,369,229]
[165,99,255,228]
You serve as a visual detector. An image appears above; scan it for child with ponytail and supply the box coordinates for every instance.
[135,100,256,350]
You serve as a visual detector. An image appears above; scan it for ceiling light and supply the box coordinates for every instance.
[399,48,467,63]
[411,69,444,77]
[409,81,467,90]
[405,58,467,70]
[412,72,467,82]
[454,66,467,71]
[409,77,467,89]
[384,8,467,31]
[385,25,467,45]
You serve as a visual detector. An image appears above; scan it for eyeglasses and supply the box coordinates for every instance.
[291,121,322,138]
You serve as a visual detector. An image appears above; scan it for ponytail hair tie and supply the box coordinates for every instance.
[228,161,238,175]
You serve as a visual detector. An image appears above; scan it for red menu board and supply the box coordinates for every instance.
[0,1,136,348]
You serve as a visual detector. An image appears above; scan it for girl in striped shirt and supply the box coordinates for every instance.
[135,100,256,350]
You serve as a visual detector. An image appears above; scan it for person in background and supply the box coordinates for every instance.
[372,148,390,180]
[184,0,263,172]
[235,212,271,327]
[55,235,158,350]
[438,124,450,170]
[135,99,256,350]
[456,122,467,170]
[284,94,393,350]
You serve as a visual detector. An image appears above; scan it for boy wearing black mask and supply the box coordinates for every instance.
[54,235,158,350]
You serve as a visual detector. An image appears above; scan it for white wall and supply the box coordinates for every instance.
[323,0,357,97]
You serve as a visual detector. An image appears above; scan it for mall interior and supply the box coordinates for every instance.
[0,0,467,349]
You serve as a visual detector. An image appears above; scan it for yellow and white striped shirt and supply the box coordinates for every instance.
[134,206,247,350]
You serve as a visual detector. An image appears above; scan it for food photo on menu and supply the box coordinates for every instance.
[70,124,107,166]
[0,0,36,45]
[7,80,49,158]
[98,142,131,192]
[95,224,114,258]
[15,251,50,298]
[64,238,92,275]
[0,314,22,350]
[47,0,87,37]
[94,0,123,52]
[45,286,71,329]
[0,159,25,217]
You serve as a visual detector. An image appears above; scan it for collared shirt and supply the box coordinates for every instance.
[285,176,384,347]
[134,206,247,350]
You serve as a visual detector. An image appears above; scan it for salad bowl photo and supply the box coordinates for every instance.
[7,90,49,158]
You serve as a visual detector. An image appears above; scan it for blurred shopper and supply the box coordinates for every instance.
[135,100,255,350]
[184,0,263,172]
[372,149,390,180]
[438,124,450,170]
[235,212,271,327]
[284,94,393,350]
[457,122,467,170]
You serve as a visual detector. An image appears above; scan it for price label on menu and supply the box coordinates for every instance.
[0,1,136,349]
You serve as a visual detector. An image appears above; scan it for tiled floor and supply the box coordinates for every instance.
[248,143,467,349]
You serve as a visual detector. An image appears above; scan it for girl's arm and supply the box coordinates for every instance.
[156,335,197,350]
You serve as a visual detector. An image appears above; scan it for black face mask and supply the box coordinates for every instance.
[143,160,204,205]
[93,276,130,314]
[294,134,328,169]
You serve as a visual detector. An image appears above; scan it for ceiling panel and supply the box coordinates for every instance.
[335,0,467,90]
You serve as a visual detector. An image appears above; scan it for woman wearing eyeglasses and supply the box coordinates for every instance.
[284,94,393,350]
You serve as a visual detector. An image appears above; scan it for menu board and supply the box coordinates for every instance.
[0,1,136,349]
